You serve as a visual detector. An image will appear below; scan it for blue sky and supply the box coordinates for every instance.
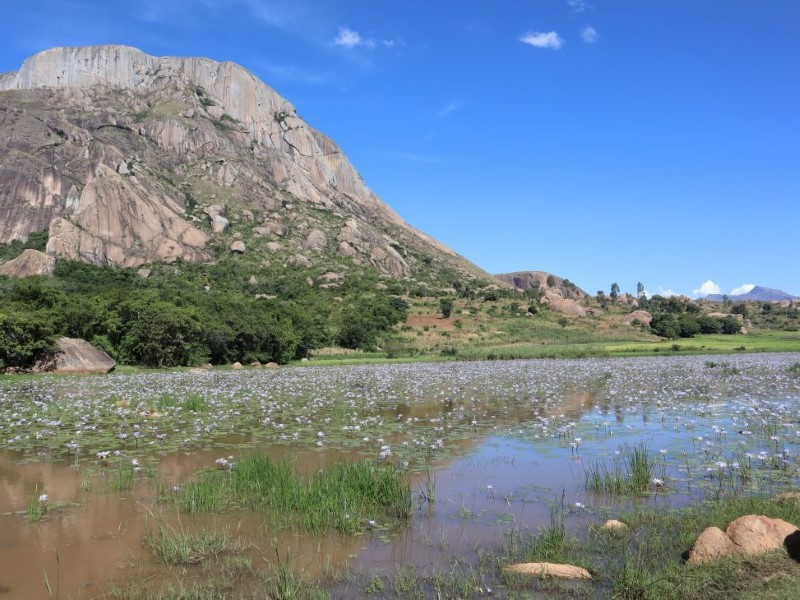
[1,1,798,298]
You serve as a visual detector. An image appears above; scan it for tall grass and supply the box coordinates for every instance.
[585,443,655,496]
[176,454,411,533]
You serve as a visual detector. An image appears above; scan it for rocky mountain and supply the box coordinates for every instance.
[495,271,587,299]
[0,45,491,282]
[704,286,798,303]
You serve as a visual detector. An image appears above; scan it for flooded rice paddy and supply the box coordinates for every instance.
[2,353,800,596]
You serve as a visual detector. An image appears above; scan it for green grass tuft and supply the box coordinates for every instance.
[176,454,411,533]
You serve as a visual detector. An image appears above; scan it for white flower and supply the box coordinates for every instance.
[38,494,48,504]
[651,478,664,487]
[574,502,585,509]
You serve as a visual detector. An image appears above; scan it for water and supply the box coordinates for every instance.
[1,353,799,595]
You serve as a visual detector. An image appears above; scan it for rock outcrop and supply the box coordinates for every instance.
[687,515,799,564]
[624,310,653,326]
[0,45,489,280]
[495,271,587,299]
[0,249,56,277]
[540,290,586,317]
[34,337,116,373]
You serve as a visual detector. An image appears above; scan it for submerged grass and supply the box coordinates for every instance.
[145,521,239,565]
[175,454,412,533]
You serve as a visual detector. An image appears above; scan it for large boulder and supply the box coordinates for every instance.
[35,338,116,374]
[726,515,798,555]
[687,515,799,564]
[686,527,735,564]
[540,291,586,317]
[0,249,56,277]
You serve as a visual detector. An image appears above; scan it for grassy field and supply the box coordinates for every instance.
[606,331,800,355]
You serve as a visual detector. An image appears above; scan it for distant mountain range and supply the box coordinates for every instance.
[704,286,799,303]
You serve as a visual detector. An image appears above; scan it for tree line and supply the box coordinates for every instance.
[0,260,408,370]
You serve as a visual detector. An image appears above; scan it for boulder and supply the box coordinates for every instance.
[266,362,279,369]
[319,272,343,282]
[210,215,229,233]
[0,249,56,277]
[726,515,798,555]
[229,240,246,253]
[687,527,735,564]
[203,204,225,218]
[687,515,799,564]
[601,519,627,531]
[540,292,585,317]
[624,310,653,326]
[35,338,116,374]
[289,254,312,268]
[231,362,243,369]
[303,228,327,251]
[504,562,591,580]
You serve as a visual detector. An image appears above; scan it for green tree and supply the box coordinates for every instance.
[0,312,57,370]
[610,282,620,300]
[650,313,680,339]
[439,297,454,319]
[720,316,742,334]
[731,303,749,318]
[119,303,205,368]
[596,291,607,309]
[637,282,645,297]
[677,315,700,338]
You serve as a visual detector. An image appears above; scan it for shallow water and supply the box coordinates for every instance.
[1,353,799,595]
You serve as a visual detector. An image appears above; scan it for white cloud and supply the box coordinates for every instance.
[581,26,598,43]
[731,283,756,296]
[334,27,363,48]
[436,100,461,118]
[654,286,677,298]
[519,31,564,50]
[692,280,722,297]
[333,26,396,50]
[568,0,591,13]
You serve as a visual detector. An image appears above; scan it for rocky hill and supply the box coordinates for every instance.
[495,270,587,299]
[0,45,492,282]
[704,286,798,303]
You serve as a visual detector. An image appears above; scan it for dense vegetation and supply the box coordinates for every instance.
[641,295,743,339]
[0,257,409,369]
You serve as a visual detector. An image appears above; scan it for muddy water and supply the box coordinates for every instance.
[0,444,366,597]
[0,428,687,596]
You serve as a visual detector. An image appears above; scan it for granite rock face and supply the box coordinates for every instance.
[0,249,56,277]
[34,337,116,374]
[0,45,485,279]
